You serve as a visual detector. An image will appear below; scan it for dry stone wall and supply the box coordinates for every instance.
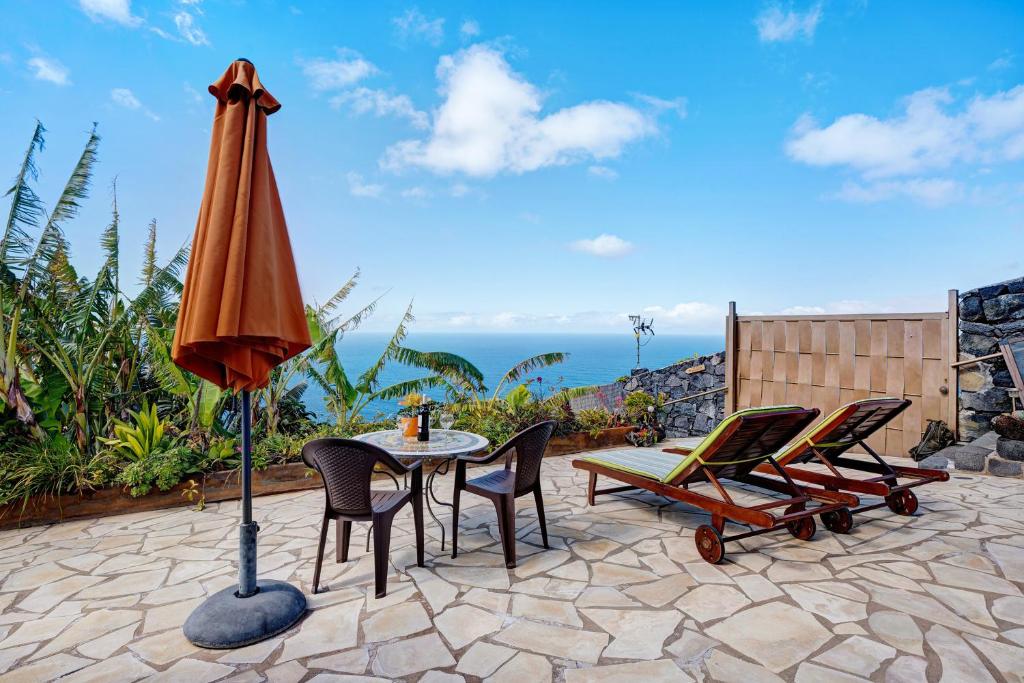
[620,352,726,438]
[958,275,1024,440]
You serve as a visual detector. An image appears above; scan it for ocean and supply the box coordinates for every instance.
[301,333,724,421]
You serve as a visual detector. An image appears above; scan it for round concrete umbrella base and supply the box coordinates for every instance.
[183,580,306,649]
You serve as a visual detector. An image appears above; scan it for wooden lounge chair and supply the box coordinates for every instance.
[573,406,858,564]
[756,398,950,517]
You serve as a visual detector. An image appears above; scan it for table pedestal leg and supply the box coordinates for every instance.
[425,459,454,551]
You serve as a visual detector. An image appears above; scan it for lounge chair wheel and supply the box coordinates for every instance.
[785,515,816,541]
[885,489,918,516]
[695,525,725,564]
[820,507,853,534]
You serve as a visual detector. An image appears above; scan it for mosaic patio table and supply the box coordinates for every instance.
[353,429,489,550]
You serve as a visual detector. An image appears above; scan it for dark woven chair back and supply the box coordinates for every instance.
[690,408,819,482]
[791,398,910,464]
[507,421,557,496]
[302,438,388,516]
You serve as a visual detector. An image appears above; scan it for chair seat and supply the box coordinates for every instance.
[466,469,515,495]
[371,489,411,514]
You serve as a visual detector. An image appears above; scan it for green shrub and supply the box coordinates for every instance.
[576,408,616,436]
[0,436,105,507]
[623,390,666,425]
[116,446,201,498]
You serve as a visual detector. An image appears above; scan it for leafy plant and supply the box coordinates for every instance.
[201,437,240,470]
[624,390,663,425]
[100,403,175,462]
[505,384,533,412]
[117,446,199,497]
[0,435,104,508]
[181,478,205,511]
[576,408,618,437]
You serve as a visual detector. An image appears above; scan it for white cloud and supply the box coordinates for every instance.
[393,8,445,46]
[570,234,634,258]
[787,85,1024,178]
[183,82,203,104]
[989,54,1014,71]
[330,87,428,129]
[79,0,141,27]
[302,52,378,91]
[406,305,725,333]
[490,312,523,328]
[779,305,826,315]
[111,88,160,121]
[346,172,384,198]
[149,26,174,40]
[588,165,619,180]
[832,178,963,206]
[27,57,70,86]
[382,46,659,177]
[174,11,208,46]
[755,2,822,42]
[111,88,141,108]
[642,302,721,329]
[781,300,884,315]
[460,19,480,39]
[401,186,431,199]
[635,94,687,119]
[449,182,471,197]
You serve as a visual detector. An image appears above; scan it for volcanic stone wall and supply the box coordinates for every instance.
[620,352,727,438]
[958,275,1024,440]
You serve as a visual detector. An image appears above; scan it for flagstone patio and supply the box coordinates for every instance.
[0,445,1022,682]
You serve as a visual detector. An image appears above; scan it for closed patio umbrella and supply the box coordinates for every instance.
[174,58,311,648]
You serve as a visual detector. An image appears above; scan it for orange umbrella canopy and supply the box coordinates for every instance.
[173,60,311,392]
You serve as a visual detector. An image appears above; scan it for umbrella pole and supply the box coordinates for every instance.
[182,389,307,648]
[238,390,257,597]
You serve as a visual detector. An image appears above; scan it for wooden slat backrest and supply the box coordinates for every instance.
[783,398,911,465]
[671,407,820,485]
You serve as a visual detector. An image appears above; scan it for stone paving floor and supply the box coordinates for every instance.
[0,446,1022,682]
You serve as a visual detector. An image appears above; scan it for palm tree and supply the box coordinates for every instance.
[487,353,568,401]
[301,272,484,426]
[1,124,189,451]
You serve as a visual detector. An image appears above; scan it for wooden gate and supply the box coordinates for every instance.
[724,292,958,457]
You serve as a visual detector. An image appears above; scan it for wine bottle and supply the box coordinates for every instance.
[418,402,430,441]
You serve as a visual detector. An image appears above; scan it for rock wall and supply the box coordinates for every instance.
[620,352,726,438]
[958,275,1024,440]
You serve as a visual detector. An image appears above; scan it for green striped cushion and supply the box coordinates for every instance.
[578,448,687,481]
[581,405,804,484]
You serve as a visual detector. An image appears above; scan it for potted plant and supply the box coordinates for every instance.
[398,393,425,437]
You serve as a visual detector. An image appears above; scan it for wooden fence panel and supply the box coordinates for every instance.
[726,305,956,458]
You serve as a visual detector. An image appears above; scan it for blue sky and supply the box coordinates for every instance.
[1,0,1022,334]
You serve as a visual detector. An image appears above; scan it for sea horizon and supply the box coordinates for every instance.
[303,332,725,421]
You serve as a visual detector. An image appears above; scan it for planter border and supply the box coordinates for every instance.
[0,427,632,530]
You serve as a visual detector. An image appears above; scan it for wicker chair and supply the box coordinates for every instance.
[451,421,557,568]
[302,438,424,598]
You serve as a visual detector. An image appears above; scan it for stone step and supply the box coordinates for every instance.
[995,437,1024,462]
[988,457,1024,478]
